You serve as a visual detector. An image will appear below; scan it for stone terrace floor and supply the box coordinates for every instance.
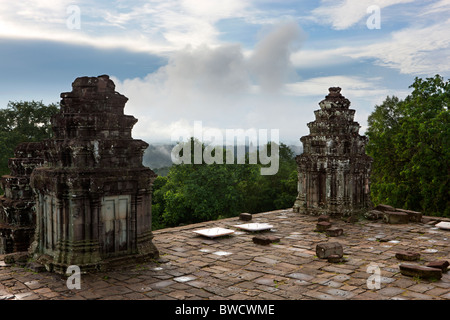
[1,209,449,300]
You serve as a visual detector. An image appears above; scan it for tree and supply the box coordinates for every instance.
[0,100,59,178]
[151,139,298,229]
[243,142,297,213]
[366,75,449,216]
[153,139,260,227]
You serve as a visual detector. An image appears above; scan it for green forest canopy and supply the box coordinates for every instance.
[366,75,449,217]
[0,100,59,178]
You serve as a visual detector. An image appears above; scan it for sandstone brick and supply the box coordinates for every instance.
[318,215,330,222]
[316,242,343,259]
[399,264,442,280]
[239,213,252,221]
[395,209,422,222]
[325,228,343,237]
[383,211,409,224]
[426,260,449,272]
[327,255,343,263]
[315,221,332,232]
[395,251,420,261]
[252,236,280,246]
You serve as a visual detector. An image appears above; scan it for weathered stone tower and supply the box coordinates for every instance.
[30,75,159,273]
[293,87,372,217]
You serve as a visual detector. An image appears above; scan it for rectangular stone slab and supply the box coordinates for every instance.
[383,211,409,224]
[399,264,442,280]
[252,235,280,245]
[395,251,420,261]
[395,209,422,222]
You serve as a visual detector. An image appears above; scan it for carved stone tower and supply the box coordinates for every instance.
[293,87,372,217]
[30,75,159,273]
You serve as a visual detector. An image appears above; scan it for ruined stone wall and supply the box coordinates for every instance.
[30,75,158,273]
[293,87,372,216]
[0,142,44,253]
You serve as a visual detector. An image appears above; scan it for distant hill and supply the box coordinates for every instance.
[143,144,175,169]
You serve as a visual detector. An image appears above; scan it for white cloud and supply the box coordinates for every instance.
[0,0,254,55]
[112,21,308,143]
[348,18,450,75]
[248,20,305,92]
[290,47,355,68]
[311,0,414,30]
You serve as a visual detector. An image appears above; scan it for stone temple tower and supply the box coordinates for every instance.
[30,75,159,273]
[293,87,372,217]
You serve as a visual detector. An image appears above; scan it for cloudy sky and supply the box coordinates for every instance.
[1,0,449,146]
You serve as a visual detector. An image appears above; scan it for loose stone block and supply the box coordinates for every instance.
[325,228,343,237]
[374,204,396,212]
[327,255,343,263]
[383,211,409,224]
[315,221,332,232]
[252,235,280,246]
[318,215,330,222]
[239,213,252,221]
[399,264,442,280]
[316,242,343,259]
[364,210,384,220]
[426,260,449,272]
[395,209,422,222]
[395,251,420,261]
[3,252,29,265]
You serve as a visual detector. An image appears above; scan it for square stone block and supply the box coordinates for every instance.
[316,242,343,259]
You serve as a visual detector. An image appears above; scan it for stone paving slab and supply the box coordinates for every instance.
[0,209,449,300]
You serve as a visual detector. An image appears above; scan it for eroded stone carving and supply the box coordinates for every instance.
[29,75,159,273]
[293,87,372,217]
[0,142,44,254]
